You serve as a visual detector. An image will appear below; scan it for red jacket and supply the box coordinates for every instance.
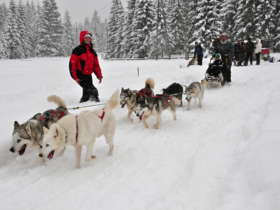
[69,31,103,81]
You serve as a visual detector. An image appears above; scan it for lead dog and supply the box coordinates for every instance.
[40,90,119,168]
[184,80,206,110]
[10,95,68,156]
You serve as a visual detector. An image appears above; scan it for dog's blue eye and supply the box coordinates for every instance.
[17,139,21,143]
[46,144,49,147]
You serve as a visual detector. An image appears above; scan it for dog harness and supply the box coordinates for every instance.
[38,109,67,124]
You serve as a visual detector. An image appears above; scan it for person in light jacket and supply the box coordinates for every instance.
[255,38,262,65]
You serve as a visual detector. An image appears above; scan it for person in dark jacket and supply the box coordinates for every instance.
[234,40,246,66]
[69,31,103,103]
[194,42,204,65]
[216,34,234,84]
[244,37,255,66]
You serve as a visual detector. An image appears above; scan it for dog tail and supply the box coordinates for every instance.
[104,90,119,112]
[47,95,67,108]
[145,78,155,89]
[171,97,181,106]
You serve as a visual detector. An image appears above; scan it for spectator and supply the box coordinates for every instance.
[255,38,262,65]
[244,37,255,66]
[194,42,204,65]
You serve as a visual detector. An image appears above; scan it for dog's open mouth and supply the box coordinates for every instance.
[121,102,126,108]
[47,150,55,160]
[18,144,27,155]
[138,112,144,120]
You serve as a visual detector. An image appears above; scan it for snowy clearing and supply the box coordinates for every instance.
[0,57,279,210]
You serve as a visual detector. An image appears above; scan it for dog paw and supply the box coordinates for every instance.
[153,124,160,129]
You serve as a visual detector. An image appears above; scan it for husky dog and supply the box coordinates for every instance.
[187,57,197,67]
[184,80,206,110]
[120,88,138,121]
[120,78,155,121]
[40,90,119,168]
[162,82,184,106]
[10,95,68,156]
[134,94,181,129]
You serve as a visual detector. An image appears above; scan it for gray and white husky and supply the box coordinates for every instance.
[10,95,68,156]
[120,78,155,122]
[184,80,206,110]
[120,88,138,121]
[134,94,181,129]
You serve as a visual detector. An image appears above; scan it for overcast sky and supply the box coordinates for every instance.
[0,0,127,22]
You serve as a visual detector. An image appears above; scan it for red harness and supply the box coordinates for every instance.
[98,109,105,121]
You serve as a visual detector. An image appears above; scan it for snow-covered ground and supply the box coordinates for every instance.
[0,56,279,210]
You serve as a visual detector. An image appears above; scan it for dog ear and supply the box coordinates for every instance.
[14,121,20,128]
[43,127,49,134]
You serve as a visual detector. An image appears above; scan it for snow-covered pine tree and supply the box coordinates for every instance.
[3,0,22,59]
[272,0,280,51]
[0,33,7,59]
[182,0,198,58]
[36,0,63,57]
[131,0,155,58]
[17,1,27,58]
[223,0,238,39]
[0,3,8,33]
[84,17,91,31]
[62,11,75,56]
[123,0,137,57]
[114,0,125,58]
[90,11,101,51]
[107,0,125,58]
[234,0,256,39]
[192,0,222,49]
[255,0,274,40]
[214,0,224,36]
[167,0,185,55]
[150,0,170,58]
[25,1,40,58]
[0,3,8,58]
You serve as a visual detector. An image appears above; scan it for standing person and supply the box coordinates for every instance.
[69,31,103,103]
[244,37,255,66]
[194,42,204,65]
[255,38,262,65]
[217,34,234,85]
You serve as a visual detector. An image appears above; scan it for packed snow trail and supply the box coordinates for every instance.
[0,57,279,210]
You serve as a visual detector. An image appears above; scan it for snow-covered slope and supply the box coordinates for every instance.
[0,57,279,210]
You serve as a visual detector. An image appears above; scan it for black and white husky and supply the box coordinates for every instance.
[184,80,206,110]
[162,82,184,106]
[10,95,68,156]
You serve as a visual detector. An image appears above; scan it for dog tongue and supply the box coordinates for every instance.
[47,151,55,160]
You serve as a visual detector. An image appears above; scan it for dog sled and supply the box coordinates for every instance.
[205,54,224,88]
